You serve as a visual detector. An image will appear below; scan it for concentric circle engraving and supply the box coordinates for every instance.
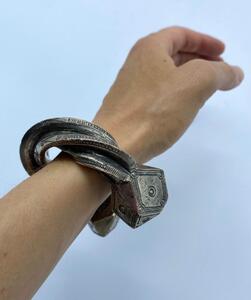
[148,186,156,197]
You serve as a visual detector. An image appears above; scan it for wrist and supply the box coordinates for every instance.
[92,113,148,164]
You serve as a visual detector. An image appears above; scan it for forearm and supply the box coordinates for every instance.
[0,153,110,299]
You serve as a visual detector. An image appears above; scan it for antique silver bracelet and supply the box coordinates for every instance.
[19,117,168,237]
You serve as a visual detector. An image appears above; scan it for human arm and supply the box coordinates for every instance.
[0,153,111,299]
[0,26,244,299]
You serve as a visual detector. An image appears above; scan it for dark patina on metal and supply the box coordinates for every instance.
[19,117,168,236]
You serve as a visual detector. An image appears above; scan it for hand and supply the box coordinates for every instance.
[93,26,244,164]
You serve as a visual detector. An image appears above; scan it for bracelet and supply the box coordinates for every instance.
[19,117,168,236]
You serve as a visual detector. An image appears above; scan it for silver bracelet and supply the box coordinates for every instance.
[19,117,168,236]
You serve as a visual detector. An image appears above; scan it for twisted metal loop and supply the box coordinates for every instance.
[19,117,168,236]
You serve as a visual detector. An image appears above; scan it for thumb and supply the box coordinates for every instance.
[176,59,244,105]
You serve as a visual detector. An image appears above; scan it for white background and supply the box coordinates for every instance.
[0,1,250,299]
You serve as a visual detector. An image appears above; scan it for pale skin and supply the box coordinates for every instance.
[0,27,244,299]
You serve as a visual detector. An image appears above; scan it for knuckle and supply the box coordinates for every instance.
[165,25,184,33]
[157,25,188,40]
[131,34,158,54]
[158,25,184,34]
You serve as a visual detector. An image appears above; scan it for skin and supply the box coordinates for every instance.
[0,27,244,299]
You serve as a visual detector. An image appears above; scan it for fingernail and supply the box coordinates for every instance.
[233,66,245,84]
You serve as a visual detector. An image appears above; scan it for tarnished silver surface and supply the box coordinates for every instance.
[19,117,168,236]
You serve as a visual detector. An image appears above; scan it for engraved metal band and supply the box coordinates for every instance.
[19,117,168,236]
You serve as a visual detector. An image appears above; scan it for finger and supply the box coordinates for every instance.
[176,59,244,104]
[156,26,225,57]
[210,61,244,91]
[173,52,223,66]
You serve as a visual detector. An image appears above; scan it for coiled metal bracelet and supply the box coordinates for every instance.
[19,117,168,236]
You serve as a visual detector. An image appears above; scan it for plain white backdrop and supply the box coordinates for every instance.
[0,1,250,299]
